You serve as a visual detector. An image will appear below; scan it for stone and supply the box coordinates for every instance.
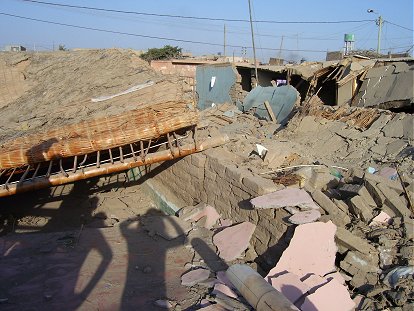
[269,272,311,304]
[300,279,355,311]
[142,215,192,240]
[181,268,210,286]
[349,195,374,222]
[213,222,256,261]
[178,203,221,230]
[212,283,238,299]
[325,271,346,284]
[310,190,351,226]
[267,221,337,279]
[288,209,321,225]
[251,188,319,210]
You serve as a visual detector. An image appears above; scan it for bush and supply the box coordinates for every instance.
[140,45,182,62]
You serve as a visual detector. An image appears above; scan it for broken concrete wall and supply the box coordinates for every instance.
[145,148,291,270]
[353,60,414,110]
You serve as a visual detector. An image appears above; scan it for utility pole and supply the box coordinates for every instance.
[224,24,226,59]
[277,35,284,64]
[376,15,383,54]
[248,0,259,86]
[367,10,383,55]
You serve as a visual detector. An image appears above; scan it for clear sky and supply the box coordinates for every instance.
[1,0,413,62]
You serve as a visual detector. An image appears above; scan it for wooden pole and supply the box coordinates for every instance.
[0,134,229,198]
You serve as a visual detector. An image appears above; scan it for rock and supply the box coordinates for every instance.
[288,209,321,224]
[251,187,320,210]
[300,279,356,311]
[335,227,377,255]
[181,268,210,286]
[267,221,337,279]
[378,167,398,180]
[364,172,404,194]
[213,222,256,261]
[269,272,311,305]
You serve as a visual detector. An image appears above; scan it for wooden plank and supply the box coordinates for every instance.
[264,101,277,123]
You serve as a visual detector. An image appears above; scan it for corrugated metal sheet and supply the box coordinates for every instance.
[242,85,299,124]
[196,64,237,110]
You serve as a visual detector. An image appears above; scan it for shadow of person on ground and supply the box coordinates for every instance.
[0,178,113,310]
[120,208,191,310]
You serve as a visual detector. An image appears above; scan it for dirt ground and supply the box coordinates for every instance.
[0,178,211,310]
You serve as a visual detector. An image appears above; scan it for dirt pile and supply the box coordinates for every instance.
[0,49,188,144]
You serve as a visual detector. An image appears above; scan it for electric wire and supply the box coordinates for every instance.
[17,0,375,25]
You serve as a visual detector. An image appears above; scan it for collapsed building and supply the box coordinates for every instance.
[0,49,413,310]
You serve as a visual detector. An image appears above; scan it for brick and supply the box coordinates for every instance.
[206,156,227,176]
[365,179,387,207]
[187,167,205,180]
[224,165,251,184]
[191,153,207,168]
[364,172,404,194]
[357,186,377,208]
[349,195,374,222]
[242,175,280,196]
[311,190,351,226]
[376,183,411,219]
[335,227,378,255]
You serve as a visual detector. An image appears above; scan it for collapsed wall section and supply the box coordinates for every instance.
[147,147,291,269]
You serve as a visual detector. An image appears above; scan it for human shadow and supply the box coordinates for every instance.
[119,208,189,310]
[0,177,113,310]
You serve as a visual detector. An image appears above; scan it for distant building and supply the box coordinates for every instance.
[4,45,26,52]
[269,57,284,65]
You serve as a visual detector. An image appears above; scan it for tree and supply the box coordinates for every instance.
[140,45,182,62]
[58,44,67,51]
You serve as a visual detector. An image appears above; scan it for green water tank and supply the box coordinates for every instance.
[344,34,355,42]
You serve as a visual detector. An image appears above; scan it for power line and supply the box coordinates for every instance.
[384,20,414,32]
[0,12,329,53]
[18,0,375,24]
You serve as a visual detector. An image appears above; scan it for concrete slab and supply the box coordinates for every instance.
[300,279,355,311]
[213,222,256,261]
[179,203,221,230]
[181,268,211,286]
[267,221,337,279]
[288,209,321,224]
[251,188,319,210]
[212,283,238,299]
[269,272,311,304]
